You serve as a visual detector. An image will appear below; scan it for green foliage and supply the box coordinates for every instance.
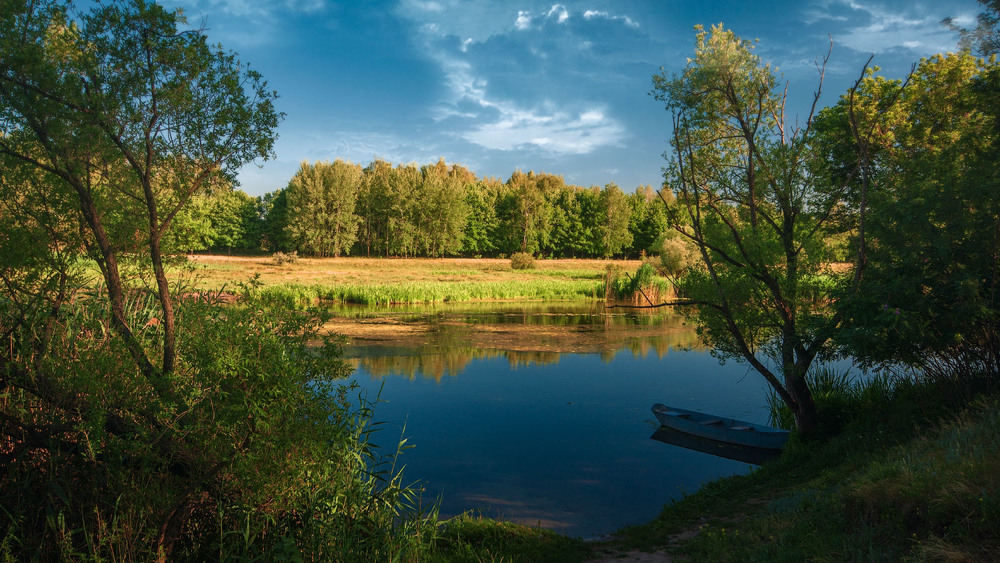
[0,1,439,560]
[509,251,536,270]
[0,287,438,560]
[944,0,1000,56]
[820,53,1000,368]
[257,278,603,307]
[620,357,1000,562]
[654,230,699,278]
[653,24,860,434]
[284,160,363,257]
[604,262,672,304]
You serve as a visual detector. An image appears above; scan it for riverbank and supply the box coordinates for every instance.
[434,372,999,562]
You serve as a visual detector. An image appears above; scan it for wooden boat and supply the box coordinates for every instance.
[651,403,790,450]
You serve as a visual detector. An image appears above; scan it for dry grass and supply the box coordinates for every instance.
[177,255,642,291]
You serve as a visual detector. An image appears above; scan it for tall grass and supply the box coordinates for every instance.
[604,262,674,305]
[259,279,605,308]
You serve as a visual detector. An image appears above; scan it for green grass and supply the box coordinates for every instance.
[259,279,606,308]
[601,370,1000,562]
[425,513,589,563]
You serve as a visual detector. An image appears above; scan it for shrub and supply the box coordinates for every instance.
[0,286,435,560]
[509,252,535,270]
[272,250,299,265]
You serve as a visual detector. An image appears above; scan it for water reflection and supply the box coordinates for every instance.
[339,302,773,537]
[337,302,703,380]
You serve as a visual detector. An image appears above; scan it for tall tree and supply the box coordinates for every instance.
[820,52,1000,366]
[413,159,469,257]
[598,182,633,257]
[0,0,280,377]
[284,159,362,257]
[0,0,281,556]
[462,177,504,256]
[652,25,869,435]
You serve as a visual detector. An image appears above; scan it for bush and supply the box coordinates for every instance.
[272,250,299,265]
[0,286,435,561]
[605,262,673,304]
[509,252,535,270]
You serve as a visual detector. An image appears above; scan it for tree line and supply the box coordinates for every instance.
[174,158,674,259]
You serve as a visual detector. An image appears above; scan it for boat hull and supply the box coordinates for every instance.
[651,403,790,450]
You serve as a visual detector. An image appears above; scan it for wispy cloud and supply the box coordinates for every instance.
[400,2,641,155]
[825,0,967,54]
[462,104,625,154]
[583,9,639,29]
[167,0,330,46]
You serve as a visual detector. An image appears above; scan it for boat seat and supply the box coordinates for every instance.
[699,419,724,426]
[731,426,754,431]
[665,412,690,419]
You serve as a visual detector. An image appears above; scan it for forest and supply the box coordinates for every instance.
[168,159,670,260]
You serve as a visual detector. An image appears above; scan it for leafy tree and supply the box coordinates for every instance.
[0,1,407,559]
[506,170,555,254]
[652,25,869,435]
[164,193,215,253]
[821,52,1000,366]
[413,159,469,256]
[284,159,362,257]
[357,158,395,256]
[547,184,588,257]
[462,177,503,256]
[1,0,280,375]
[628,185,671,256]
[258,188,291,251]
[207,188,261,252]
[598,182,633,257]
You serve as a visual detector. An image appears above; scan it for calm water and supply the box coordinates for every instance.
[344,304,777,538]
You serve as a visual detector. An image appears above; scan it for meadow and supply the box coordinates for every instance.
[177,255,647,306]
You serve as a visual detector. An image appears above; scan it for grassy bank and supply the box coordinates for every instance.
[415,367,1000,562]
[587,370,1000,562]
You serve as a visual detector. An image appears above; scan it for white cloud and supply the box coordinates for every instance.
[462,103,625,155]
[829,1,967,54]
[583,9,638,29]
[547,4,569,24]
[515,10,532,30]
[400,1,632,156]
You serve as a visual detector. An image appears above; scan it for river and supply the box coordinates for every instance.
[339,302,779,537]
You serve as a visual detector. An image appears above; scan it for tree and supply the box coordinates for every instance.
[412,159,469,257]
[0,0,280,376]
[462,177,503,256]
[820,53,1000,366]
[258,187,291,251]
[506,170,555,254]
[0,0,290,556]
[652,25,868,435]
[598,182,633,257]
[944,0,1000,56]
[284,159,362,257]
[207,188,261,252]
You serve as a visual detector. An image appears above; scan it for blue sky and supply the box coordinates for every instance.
[159,0,980,196]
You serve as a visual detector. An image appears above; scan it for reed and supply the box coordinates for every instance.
[260,279,605,307]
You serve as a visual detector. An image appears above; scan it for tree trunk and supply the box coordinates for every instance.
[786,372,818,436]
